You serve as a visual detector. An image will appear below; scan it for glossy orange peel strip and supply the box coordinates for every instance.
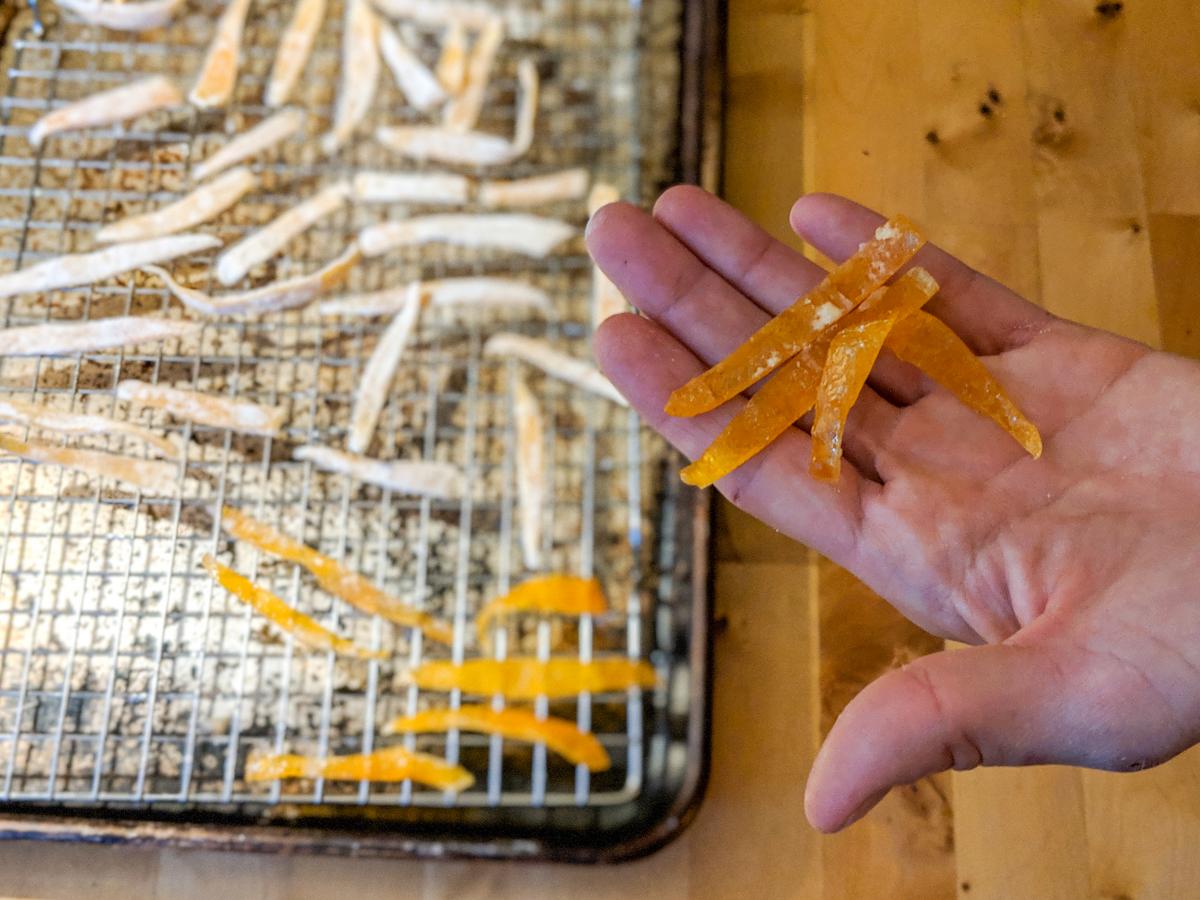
[475,574,607,644]
[665,216,925,417]
[409,658,657,700]
[809,314,901,483]
[245,744,473,791]
[681,267,940,488]
[386,705,611,771]
[221,506,454,644]
[885,310,1042,458]
[201,555,385,660]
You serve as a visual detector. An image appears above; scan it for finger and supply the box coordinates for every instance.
[805,643,1085,833]
[595,312,879,561]
[586,201,770,365]
[790,193,1054,356]
[652,184,827,315]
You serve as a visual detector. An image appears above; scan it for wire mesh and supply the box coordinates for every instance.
[0,0,691,818]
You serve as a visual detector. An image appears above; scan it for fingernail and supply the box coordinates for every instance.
[838,788,888,830]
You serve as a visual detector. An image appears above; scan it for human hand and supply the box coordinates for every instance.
[586,188,1200,833]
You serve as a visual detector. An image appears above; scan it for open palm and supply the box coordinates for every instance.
[587,188,1200,833]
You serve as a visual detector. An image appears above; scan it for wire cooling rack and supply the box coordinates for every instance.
[0,0,713,858]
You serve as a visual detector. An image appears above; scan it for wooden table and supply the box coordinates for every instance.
[7,1,1200,896]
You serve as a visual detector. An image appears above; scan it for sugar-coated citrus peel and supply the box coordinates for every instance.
[885,310,1042,458]
[245,744,474,791]
[681,268,940,488]
[475,574,607,645]
[200,555,386,660]
[220,506,454,644]
[385,705,611,771]
[665,216,925,417]
[810,315,903,483]
[409,658,657,700]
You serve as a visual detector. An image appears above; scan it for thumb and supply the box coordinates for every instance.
[805,643,1071,832]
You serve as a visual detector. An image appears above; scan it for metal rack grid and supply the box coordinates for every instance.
[0,0,693,820]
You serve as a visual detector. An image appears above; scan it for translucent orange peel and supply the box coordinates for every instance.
[220,506,454,644]
[409,658,657,700]
[386,705,611,771]
[201,555,385,660]
[245,745,473,791]
[665,216,925,417]
[681,268,940,488]
[475,574,607,645]
[885,310,1042,458]
[810,314,903,482]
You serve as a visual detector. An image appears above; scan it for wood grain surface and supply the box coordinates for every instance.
[6,1,1200,897]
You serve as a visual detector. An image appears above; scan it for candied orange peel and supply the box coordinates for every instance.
[811,312,905,482]
[665,216,925,417]
[245,744,473,791]
[886,310,1042,458]
[221,506,454,644]
[409,658,657,700]
[674,211,1046,486]
[475,574,607,645]
[386,705,611,771]
[681,268,940,487]
[201,555,386,660]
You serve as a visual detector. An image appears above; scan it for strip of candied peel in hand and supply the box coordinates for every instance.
[202,555,386,660]
[475,573,606,644]
[245,745,473,790]
[409,657,656,700]
[220,506,455,643]
[885,310,1042,458]
[96,167,258,243]
[665,216,926,418]
[0,433,178,494]
[809,315,902,483]
[680,267,940,488]
[188,0,253,108]
[386,705,610,771]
